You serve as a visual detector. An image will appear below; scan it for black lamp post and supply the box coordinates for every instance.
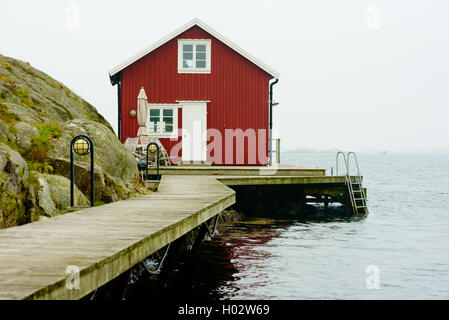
[146,142,160,180]
[70,135,95,207]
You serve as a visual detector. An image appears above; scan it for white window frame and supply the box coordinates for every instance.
[177,39,211,74]
[147,104,179,138]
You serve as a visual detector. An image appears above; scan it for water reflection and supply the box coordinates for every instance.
[126,212,362,300]
[125,153,449,300]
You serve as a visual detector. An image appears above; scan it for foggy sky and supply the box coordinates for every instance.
[1,0,448,152]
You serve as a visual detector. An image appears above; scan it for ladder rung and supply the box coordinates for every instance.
[354,198,365,201]
[356,205,367,208]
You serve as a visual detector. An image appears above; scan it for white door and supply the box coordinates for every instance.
[181,102,207,162]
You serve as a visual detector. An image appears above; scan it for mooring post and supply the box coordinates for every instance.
[324,195,329,208]
[345,189,352,215]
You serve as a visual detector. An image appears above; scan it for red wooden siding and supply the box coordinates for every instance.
[120,26,271,165]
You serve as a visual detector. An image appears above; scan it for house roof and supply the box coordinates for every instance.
[109,18,280,84]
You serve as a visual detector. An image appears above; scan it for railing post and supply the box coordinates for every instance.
[276,138,281,164]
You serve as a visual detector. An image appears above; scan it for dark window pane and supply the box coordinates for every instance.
[196,60,206,68]
[163,117,173,124]
[196,52,206,60]
[150,109,160,116]
[163,109,173,116]
[183,44,193,51]
[183,52,193,60]
[165,125,173,133]
[196,44,206,52]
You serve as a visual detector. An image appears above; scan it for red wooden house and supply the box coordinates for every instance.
[109,18,279,165]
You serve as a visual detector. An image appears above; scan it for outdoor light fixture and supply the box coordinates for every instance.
[148,143,157,154]
[146,142,160,181]
[70,135,95,208]
[129,109,137,118]
[73,137,90,156]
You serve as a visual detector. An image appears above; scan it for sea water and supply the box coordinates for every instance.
[128,152,449,300]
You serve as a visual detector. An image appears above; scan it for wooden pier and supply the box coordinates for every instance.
[0,165,365,300]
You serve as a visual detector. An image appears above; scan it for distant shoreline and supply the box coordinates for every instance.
[284,149,449,154]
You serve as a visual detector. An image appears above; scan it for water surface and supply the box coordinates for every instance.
[128,153,449,299]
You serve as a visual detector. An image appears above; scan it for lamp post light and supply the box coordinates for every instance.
[70,135,95,207]
[146,142,160,180]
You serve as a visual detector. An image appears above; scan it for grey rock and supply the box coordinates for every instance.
[0,54,145,229]
[37,173,89,211]
[36,175,57,217]
[0,143,30,228]
[14,122,39,150]
[0,120,8,142]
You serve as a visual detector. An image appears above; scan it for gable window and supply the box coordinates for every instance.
[147,105,178,138]
[177,39,211,73]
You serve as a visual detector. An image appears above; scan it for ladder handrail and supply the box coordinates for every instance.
[346,151,368,215]
[347,151,362,177]
[336,151,368,215]
[336,151,348,176]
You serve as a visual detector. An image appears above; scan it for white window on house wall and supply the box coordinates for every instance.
[147,105,178,138]
[177,39,211,73]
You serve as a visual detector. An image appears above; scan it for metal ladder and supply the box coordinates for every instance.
[336,151,368,215]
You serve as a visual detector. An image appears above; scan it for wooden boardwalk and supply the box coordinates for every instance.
[158,164,325,177]
[0,164,364,300]
[0,175,235,300]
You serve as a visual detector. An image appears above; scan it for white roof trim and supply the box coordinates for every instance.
[109,18,280,80]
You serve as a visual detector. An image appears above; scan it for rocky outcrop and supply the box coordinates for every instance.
[36,173,89,216]
[14,122,39,150]
[0,143,33,228]
[0,54,145,229]
[48,119,140,202]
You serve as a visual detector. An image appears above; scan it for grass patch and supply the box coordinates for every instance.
[0,102,20,125]
[29,162,54,174]
[16,89,34,107]
[26,122,61,162]
[0,60,13,73]
[114,183,126,198]
[95,200,106,206]
[25,122,62,172]
[0,73,12,84]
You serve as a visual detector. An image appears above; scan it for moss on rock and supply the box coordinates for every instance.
[0,54,145,229]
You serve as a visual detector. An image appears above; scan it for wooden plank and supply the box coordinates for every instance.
[157,165,326,176]
[217,175,347,186]
[0,164,359,300]
[0,175,235,300]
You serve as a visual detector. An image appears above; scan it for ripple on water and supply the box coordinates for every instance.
[126,153,449,300]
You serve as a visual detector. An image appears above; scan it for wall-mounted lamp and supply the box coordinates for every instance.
[129,109,137,118]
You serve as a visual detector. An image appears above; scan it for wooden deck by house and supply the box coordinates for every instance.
[0,165,364,300]
[158,164,325,177]
[0,175,235,300]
